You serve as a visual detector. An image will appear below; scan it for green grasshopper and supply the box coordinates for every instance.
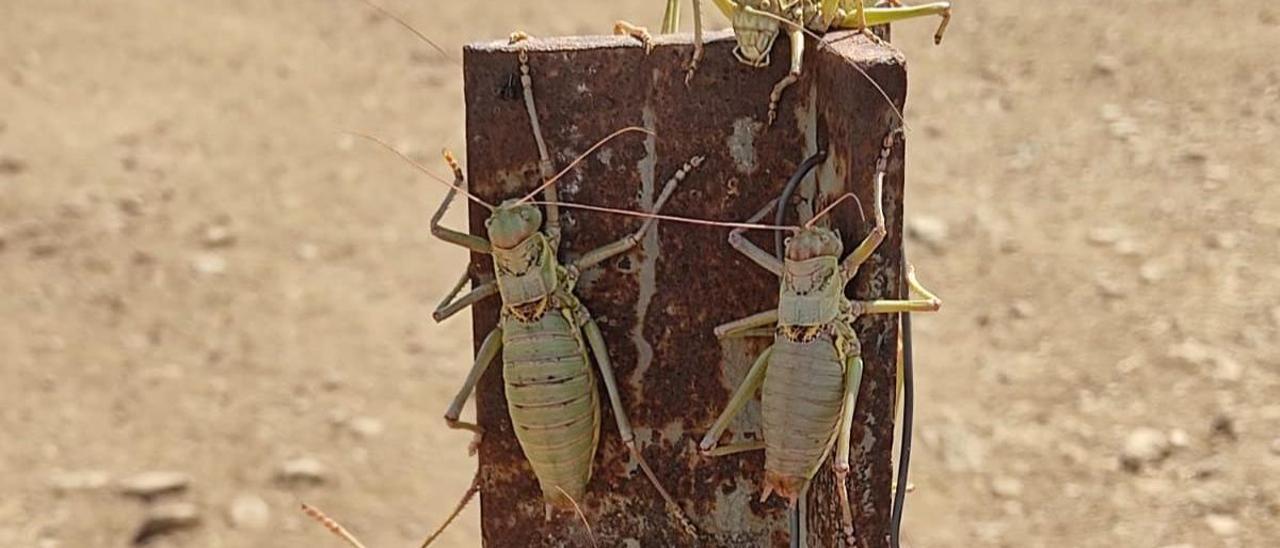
[618,0,950,124]
[421,40,701,540]
[698,128,940,546]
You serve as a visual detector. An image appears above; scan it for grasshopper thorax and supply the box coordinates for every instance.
[731,7,782,67]
[486,200,544,250]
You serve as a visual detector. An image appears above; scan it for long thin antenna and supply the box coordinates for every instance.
[349,132,496,211]
[554,486,599,548]
[525,200,799,233]
[357,0,456,65]
[741,7,906,128]
[519,127,655,203]
[301,503,370,548]
[804,192,867,229]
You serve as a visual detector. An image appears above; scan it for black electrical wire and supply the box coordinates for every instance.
[775,150,828,260]
[891,261,915,548]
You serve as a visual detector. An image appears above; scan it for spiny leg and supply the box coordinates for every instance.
[699,346,772,455]
[767,28,806,126]
[705,438,766,457]
[840,129,898,281]
[510,36,564,249]
[572,156,703,270]
[841,2,952,45]
[581,315,697,537]
[861,264,942,314]
[444,326,503,455]
[714,308,779,339]
[833,355,866,546]
[431,150,492,253]
[433,271,499,322]
[685,0,704,85]
[728,199,785,276]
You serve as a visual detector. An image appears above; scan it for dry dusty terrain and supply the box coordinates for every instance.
[2,0,1278,547]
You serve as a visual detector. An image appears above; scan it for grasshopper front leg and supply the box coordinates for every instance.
[572,156,703,270]
[432,271,499,322]
[431,151,492,253]
[510,39,564,249]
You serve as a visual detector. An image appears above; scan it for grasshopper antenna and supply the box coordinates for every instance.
[419,470,481,547]
[804,192,867,229]
[553,486,599,548]
[356,0,456,65]
[525,200,799,233]
[775,149,829,259]
[349,131,496,211]
[301,503,370,548]
[741,7,907,129]
[518,127,655,203]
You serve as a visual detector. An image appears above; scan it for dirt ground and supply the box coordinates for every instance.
[2,1,1278,547]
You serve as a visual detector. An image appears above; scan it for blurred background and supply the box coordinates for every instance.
[1,0,1277,546]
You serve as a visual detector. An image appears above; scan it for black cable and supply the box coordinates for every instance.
[775,150,829,260]
[890,268,914,548]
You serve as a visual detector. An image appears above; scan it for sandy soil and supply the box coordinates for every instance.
[1,1,1277,547]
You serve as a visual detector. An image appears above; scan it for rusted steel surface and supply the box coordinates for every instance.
[461,29,905,547]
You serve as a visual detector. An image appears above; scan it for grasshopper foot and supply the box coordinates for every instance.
[683,43,704,86]
[613,21,654,54]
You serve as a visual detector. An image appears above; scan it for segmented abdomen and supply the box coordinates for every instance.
[761,335,845,495]
[502,310,600,507]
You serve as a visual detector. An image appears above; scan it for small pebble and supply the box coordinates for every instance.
[296,243,319,261]
[48,470,110,493]
[134,502,201,544]
[1212,356,1243,382]
[118,471,191,499]
[1204,514,1240,537]
[1269,437,1280,456]
[1206,232,1238,250]
[276,457,327,486]
[907,216,949,250]
[201,224,236,248]
[1010,300,1035,319]
[1121,428,1170,472]
[1092,54,1121,76]
[190,253,227,276]
[227,493,271,530]
[989,476,1024,499]
[347,416,385,439]
[1210,415,1237,441]
[1169,429,1191,449]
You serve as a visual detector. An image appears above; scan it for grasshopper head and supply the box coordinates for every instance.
[731,9,781,67]
[784,226,843,262]
[485,200,543,250]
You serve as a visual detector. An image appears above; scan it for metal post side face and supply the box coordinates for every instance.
[461,29,905,547]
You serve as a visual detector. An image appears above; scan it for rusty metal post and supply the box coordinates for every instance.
[461,29,906,547]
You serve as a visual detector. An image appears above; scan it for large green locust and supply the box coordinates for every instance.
[618,0,950,124]
[698,129,940,546]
